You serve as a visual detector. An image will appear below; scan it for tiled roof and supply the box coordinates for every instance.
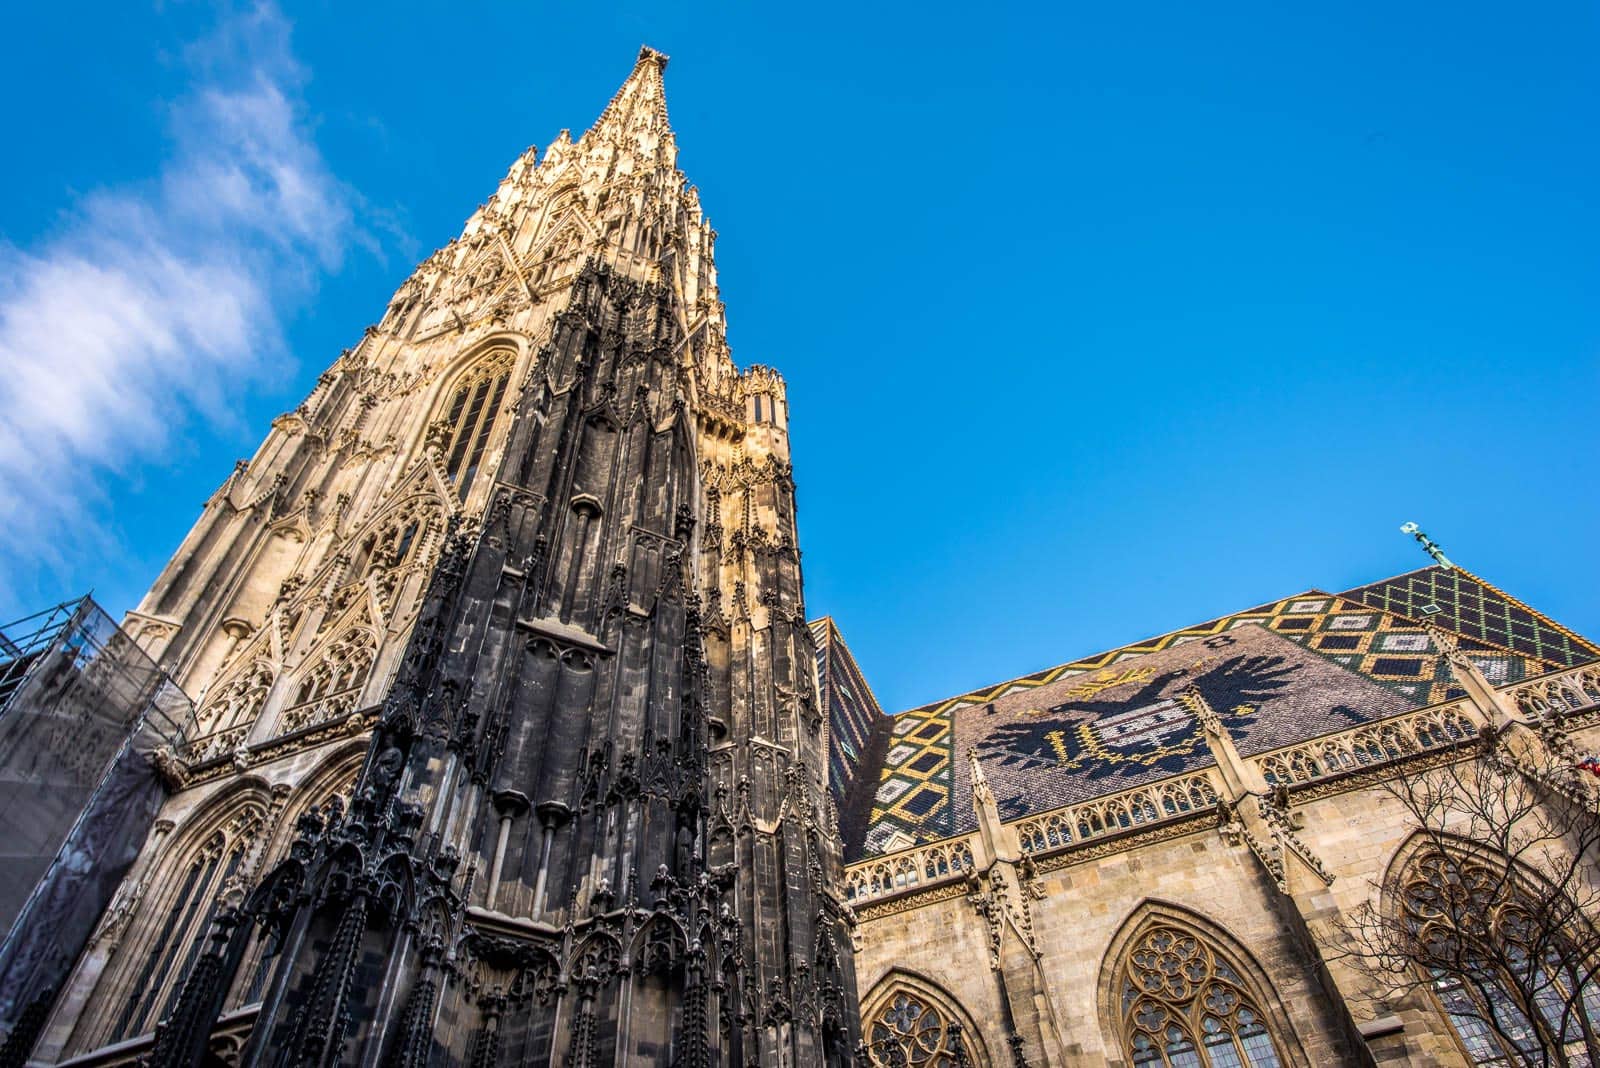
[850,578,1582,859]
[809,618,890,827]
[1340,566,1599,669]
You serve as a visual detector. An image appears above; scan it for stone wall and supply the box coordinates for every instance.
[850,661,1600,1068]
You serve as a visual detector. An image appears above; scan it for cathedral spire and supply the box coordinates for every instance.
[582,45,674,157]
[28,48,859,1068]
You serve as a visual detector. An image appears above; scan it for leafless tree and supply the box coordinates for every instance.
[1339,726,1600,1067]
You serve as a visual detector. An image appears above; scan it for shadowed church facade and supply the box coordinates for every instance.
[7,47,1600,1068]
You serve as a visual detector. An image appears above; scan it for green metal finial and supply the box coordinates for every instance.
[1400,522,1455,570]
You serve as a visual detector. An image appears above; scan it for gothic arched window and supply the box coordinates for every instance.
[1400,848,1600,1065]
[865,987,977,1067]
[109,808,261,1042]
[344,498,439,585]
[226,757,361,1012]
[433,350,514,497]
[1116,922,1283,1067]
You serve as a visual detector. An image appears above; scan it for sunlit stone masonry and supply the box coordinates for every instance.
[3,45,1599,1068]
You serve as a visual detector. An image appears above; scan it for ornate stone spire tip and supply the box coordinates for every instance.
[585,45,674,140]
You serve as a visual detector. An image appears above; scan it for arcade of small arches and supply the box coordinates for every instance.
[281,624,378,733]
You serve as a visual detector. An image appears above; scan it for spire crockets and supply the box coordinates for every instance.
[583,46,675,165]
[431,44,726,383]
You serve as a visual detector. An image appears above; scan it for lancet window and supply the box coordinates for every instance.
[1115,921,1283,1067]
[865,987,977,1067]
[1400,848,1600,1066]
[433,350,514,496]
[109,810,261,1042]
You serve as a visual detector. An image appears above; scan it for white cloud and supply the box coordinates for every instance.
[0,3,364,609]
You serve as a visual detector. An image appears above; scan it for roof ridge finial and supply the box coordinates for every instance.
[1400,521,1455,570]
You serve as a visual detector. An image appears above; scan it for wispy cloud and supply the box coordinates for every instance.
[0,3,366,610]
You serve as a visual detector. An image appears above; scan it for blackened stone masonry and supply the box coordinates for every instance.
[213,257,858,1066]
[15,46,860,1068]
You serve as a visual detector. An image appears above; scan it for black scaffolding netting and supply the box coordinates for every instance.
[0,597,192,1040]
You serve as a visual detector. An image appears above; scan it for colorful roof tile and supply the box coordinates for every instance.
[848,576,1584,859]
[1340,566,1599,669]
[810,617,888,815]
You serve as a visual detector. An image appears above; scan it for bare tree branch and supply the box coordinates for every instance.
[1334,731,1600,1066]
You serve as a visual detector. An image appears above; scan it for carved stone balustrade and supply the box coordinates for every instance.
[279,686,362,734]
[1254,702,1478,788]
[1014,769,1221,856]
[844,835,978,904]
[838,660,1600,930]
[1507,664,1600,724]
[842,771,1223,904]
[179,726,248,765]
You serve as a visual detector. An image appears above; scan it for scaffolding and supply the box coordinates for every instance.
[0,596,192,1042]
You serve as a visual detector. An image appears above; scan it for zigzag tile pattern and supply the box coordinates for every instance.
[857,584,1568,857]
[811,617,886,811]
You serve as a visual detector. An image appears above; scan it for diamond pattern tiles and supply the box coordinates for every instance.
[857,589,1565,858]
[1341,567,1599,669]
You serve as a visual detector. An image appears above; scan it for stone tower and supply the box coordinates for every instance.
[30,47,859,1067]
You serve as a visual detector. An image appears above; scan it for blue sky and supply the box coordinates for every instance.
[2,2,1595,714]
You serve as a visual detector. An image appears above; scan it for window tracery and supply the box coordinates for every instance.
[533,228,583,286]
[1116,922,1282,1068]
[195,658,274,736]
[227,759,362,1012]
[344,499,438,585]
[866,988,975,1067]
[1400,848,1600,1066]
[428,350,513,497]
[108,807,262,1043]
[282,627,377,733]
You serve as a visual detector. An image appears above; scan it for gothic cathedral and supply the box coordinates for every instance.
[22,47,855,1067]
[8,46,1600,1068]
